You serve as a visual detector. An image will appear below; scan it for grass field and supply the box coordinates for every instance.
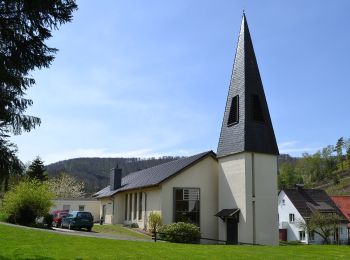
[92,224,151,239]
[1,223,350,259]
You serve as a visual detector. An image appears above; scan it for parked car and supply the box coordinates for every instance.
[52,210,69,227]
[61,211,94,231]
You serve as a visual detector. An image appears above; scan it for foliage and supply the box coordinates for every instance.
[26,156,47,182]
[277,137,350,190]
[130,222,139,228]
[0,0,77,194]
[48,173,85,198]
[158,222,200,244]
[0,211,9,222]
[278,162,303,189]
[2,179,53,225]
[148,212,161,232]
[43,213,54,228]
[296,212,343,244]
[335,138,345,172]
[0,138,24,192]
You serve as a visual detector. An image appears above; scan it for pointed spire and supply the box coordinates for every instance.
[217,14,279,157]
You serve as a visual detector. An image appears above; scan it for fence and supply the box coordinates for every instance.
[152,231,261,245]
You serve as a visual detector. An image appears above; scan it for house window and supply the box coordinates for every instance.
[78,205,85,211]
[138,192,143,220]
[309,231,315,241]
[174,188,200,227]
[299,231,305,241]
[133,193,137,220]
[227,95,239,126]
[282,199,285,205]
[128,193,132,221]
[289,214,295,223]
[124,194,128,220]
[63,205,70,211]
[251,95,265,122]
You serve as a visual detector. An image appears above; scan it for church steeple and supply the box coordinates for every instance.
[217,13,279,157]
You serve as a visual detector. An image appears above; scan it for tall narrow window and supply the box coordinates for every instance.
[133,193,137,220]
[128,193,132,221]
[289,213,295,223]
[227,95,239,126]
[124,194,128,220]
[252,95,265,122]
[138,192,143,220]
[174,188,200,226]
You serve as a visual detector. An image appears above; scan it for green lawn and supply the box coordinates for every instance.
[92,224,151,239]
[1,223,350,259]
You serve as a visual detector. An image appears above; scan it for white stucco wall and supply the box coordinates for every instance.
[51,199,100,221]
[278,190,348,244]
[218,152,278,245]
[99,198,114,224]
[161,156,218,241]
[254,153,278,245]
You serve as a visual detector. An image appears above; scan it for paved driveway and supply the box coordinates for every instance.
[52,227,151,241]
[0,222,151,242]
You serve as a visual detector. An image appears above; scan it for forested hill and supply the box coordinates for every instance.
[45,156,181,194]
[46,154,298,195]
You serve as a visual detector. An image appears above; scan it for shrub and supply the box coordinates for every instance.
[148,212,161,232]
[0,211,9,222]
[130,223,139,228]
[2,179,53,226]
[158,222,200,244]
[44,213,54,228]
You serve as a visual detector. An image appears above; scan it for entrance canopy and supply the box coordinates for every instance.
[215,208,240,222]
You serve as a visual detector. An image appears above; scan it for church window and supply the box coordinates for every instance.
[174,188,200,227]
[227,95,239,126]
[252,95,265,122]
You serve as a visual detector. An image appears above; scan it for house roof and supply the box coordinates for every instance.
[282,188,346,221]
[94,151,216,198]
[331,196,350,227]
[217,13,279,157]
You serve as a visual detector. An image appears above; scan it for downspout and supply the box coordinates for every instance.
[143,192,148,230]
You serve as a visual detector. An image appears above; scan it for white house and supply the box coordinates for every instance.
[94,13,279,245]
[51,198,100,221]
[278,186,348,244]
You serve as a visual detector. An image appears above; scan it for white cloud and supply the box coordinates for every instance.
[278,141,321,155]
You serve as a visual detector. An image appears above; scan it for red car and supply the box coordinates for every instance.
[52,210,69,227]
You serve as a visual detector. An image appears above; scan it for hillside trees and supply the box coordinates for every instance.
[278,137,350,189]
[0,0,78,188]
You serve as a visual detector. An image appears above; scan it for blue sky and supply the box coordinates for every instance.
[11,0,350,164]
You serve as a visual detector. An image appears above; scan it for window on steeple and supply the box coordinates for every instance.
[227,95,239,126]
[252,95,265,122]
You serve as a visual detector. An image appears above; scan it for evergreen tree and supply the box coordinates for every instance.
[335,137,345,172]
[0,0,78,182]
[26,157,47,182]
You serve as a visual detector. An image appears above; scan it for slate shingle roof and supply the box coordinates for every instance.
[217,13,279,157]
[94,151,216,198]
[283,188,346,221]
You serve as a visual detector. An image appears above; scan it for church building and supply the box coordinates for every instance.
[94,13,279,245]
